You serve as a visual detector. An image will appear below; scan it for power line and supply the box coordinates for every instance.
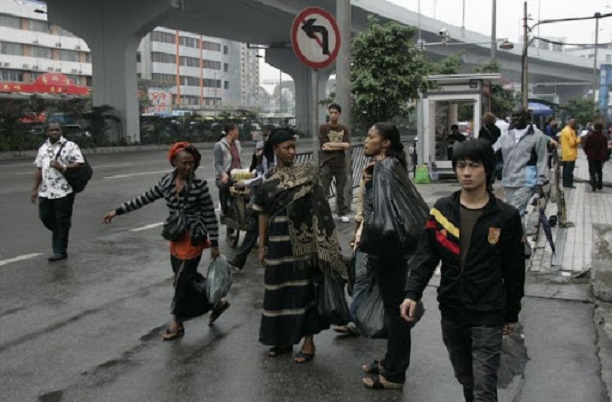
[534,37,612,47]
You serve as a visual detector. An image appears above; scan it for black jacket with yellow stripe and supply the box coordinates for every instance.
[405,191,525,325]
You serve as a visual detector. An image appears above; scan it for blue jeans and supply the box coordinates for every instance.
[504,186,533,256]
[441,319,503,402]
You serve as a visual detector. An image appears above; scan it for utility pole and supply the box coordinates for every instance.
[593,12,601,100]
[521,1,529,108]
[462,0,466,37]
[336,0,352,213]
[491,0,497,60]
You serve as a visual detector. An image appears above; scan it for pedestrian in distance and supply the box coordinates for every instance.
[214,123,242,223]
[359,123,429,390]
[499,105,548,259]
[31,122,85,262]
[583,122,608,192]
[319,103,351,223]
[448,123,467,160]
[401,139,526,402]
[559,118,581,188]
[254,129,346,364]
[102,142,229,341]
[478,113,501,146]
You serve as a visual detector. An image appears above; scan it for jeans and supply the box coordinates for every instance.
[504,186,533,256]
[588,159,603,190]
[216,178,231,216]
[38,193,75,255]
[441,319,503,402]
[369,255,412,383]
[320,163,348,216]
[236,211,259,260]
[562,160,576,187]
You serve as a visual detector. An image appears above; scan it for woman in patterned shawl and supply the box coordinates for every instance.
[253,128,346,364]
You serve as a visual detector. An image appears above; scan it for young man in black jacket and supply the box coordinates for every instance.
[401,139,525,402]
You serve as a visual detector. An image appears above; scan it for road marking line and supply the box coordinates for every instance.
[130,222,164,232]
[104,170,171,179]
[0,253,43,267]
[0,163,34,169]
[15,162,134,175]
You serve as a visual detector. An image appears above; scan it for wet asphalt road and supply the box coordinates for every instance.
[0,149,603,401]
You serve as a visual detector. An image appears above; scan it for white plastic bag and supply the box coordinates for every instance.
[206,255,233,304]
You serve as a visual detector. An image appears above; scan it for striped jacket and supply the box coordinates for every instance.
[115,171,219,244]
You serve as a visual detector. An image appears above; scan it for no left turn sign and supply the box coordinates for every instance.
[291,7,341,69]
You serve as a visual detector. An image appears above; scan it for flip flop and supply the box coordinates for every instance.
[362,376,404,390]
[294,350,315,364]
[162,326,185,341]
[267,345,293,357]
[362,360,383,374]
[208,301,230,326]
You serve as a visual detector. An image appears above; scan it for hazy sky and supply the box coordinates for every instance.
[260,0,612,85]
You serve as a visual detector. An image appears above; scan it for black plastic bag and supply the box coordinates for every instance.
[360,158,429,256]
[317,273,350,326]
[171,272,212,321]
[354,283,387,339]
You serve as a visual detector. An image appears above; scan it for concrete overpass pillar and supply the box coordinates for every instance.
[46,0,182,143]
[266,48,332,139]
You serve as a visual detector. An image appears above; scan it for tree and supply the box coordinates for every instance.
[562,98,600,126]
[472,60,516,119]
[351,16,430,129]
[430,53,464,75]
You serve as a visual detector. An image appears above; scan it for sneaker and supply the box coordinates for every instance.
[339,216,350,223]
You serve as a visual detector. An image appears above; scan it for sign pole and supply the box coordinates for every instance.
[311,68,319,167]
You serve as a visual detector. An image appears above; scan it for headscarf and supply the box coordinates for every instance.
[167,142,201,169]
[264,128,295,162]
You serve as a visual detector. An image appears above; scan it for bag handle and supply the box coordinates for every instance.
[55,141,68,160]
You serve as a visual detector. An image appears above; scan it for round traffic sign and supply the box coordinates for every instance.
[291,7,341,69]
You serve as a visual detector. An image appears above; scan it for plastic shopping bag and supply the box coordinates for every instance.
[206,255,233,304]
[317,273,350,326]
[354,283,388,339]
[414,164,431,184]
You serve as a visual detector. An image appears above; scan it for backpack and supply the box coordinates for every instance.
[56,142,93,193]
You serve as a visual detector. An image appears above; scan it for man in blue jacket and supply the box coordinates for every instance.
[401,139,525,402]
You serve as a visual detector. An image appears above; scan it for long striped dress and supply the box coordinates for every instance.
[253,173,328,346]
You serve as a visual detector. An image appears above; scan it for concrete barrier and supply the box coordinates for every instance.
[592,224,612,302]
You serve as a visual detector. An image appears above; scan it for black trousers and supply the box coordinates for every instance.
[369,255,412,384]
[38,193,75,255]
[236,211,259,260]
[588,159,603,190]
[562,160,576,187]
[442,319,503,402]
[216,178,232,216]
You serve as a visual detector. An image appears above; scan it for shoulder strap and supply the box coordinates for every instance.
[55,141,68,160]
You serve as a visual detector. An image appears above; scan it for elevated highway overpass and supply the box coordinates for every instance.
[44,0,595,140]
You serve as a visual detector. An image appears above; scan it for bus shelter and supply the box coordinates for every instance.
[418,73,505,176]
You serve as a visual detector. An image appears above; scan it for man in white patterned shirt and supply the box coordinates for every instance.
[31,123,84,261]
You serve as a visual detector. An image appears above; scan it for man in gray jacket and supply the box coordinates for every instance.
[500,106,548,258]
[214,123,242,221]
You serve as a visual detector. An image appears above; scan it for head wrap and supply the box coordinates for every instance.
[264,128,295,160]
[168,142,201,169]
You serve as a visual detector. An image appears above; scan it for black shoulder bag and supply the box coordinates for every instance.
[55,141,93,193]
[161,179,190,242]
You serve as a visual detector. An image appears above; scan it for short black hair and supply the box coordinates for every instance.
[451,124,459,130]
[452,139,496,188]
[328,103,342,113]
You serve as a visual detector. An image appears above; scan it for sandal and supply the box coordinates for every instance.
[267,345,293,357]
[208,301,230,326]
[162,326,185,341]
[294,350,315,364]
[334,325,360,337]
[362,360,384,374]
[362,375,404,390]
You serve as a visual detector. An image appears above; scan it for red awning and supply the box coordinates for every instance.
[0,72,89,95]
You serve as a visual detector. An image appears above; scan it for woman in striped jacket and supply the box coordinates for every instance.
[102,142,228,341]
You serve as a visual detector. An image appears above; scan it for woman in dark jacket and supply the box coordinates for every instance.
[479,112,501,145]
[583,122,608,191]
[102,142,228,340]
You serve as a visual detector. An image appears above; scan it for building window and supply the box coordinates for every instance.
[29,20,49,33]
[223,45,229,55]
[203,79,221,88]
[59,49,80,62]
[607,54,612,62]
[0,68,24,82]
[224,81,229,89]
[179,36,197,48]
[0,14,20,29]
[181,76,200,86]
[151,52,175,64]
[151,31,176,44]
[136,52,141,62]
[0,42,24,56]
[204,60,221,70]
[203,41,221,52]
[180,56,201,67]
[223,63,229,72]
[31,46,51,59]
[151,73,176,83]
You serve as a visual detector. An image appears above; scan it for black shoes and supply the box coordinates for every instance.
[228,255,246,271]
[48,253,67,262]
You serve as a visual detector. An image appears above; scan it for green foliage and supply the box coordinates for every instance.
[351,15,430,129]
[562,98,600,125]
[430,53,464,75]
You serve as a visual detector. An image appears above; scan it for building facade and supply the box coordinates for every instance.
[0,0,260,111]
